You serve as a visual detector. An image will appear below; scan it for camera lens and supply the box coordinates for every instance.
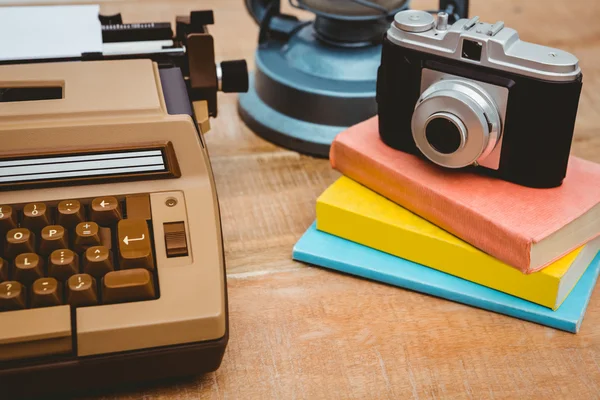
[425,116,462,154]
[411,78,502,169]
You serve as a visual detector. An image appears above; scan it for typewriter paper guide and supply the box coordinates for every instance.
[0,5,103,62]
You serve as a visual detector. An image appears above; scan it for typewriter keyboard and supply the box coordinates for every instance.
[0,195,158,311]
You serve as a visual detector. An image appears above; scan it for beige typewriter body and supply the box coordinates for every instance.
[0,60,225,360]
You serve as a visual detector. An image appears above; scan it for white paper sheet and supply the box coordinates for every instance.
[0,4,103,61]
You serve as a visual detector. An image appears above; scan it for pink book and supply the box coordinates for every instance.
[330,117,600,274]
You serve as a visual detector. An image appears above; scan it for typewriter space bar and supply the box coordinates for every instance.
[0,306,72,361]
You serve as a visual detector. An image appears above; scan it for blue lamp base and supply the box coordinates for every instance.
[238,24,380,158]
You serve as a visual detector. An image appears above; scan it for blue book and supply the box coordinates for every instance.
[293,222,600,333]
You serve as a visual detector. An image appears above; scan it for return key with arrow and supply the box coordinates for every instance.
[117,219,154,270]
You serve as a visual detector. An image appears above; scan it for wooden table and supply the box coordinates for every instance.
[29,0,599,398]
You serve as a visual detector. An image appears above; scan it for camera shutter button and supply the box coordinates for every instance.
[394,10,435,33]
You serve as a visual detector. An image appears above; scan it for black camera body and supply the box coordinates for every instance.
[377,11,583,188]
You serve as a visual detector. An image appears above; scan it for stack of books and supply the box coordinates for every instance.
[293,117,600,333]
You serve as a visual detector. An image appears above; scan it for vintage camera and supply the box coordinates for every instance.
[376,10,583,188]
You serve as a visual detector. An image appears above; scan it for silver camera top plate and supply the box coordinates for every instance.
[387,10,580,82]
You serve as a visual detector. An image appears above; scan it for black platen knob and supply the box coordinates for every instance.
[98,13,123,25]
[191,11,215,28]
[219,60,249,93]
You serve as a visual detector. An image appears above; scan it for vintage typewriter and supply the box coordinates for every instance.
[0,6,247,398]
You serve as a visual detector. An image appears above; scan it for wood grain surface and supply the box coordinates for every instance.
[22,0,598,398]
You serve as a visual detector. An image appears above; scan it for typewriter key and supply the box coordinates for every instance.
[31,278,62,308]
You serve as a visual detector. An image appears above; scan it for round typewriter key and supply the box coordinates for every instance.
[83,246,114,279]
[57,200,85,228]
[14,253,44,286]
[49,249,80,282]
[5,228,35,259]
[90,197,122,226]
[0,281,27,311]
[31,277,62,308]
[40,225,68,256]
[66,274,98,307]
[74,222,101,252]
[22,203,51,232]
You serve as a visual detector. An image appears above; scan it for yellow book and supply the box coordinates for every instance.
[316,177,600,310]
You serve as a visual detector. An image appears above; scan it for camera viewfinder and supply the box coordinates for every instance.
[462,39,482,61]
